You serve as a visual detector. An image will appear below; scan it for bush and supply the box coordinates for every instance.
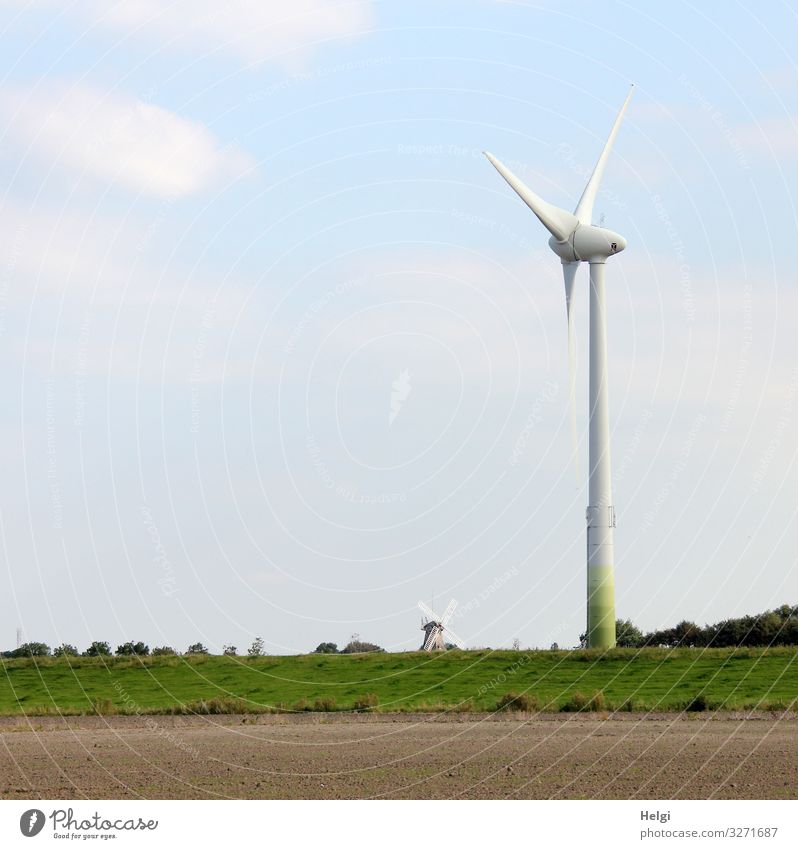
[340,640,384,654]
[560,690,606,712]
[53,643,79,657]
[313,696,337,712]
[616,619,644,648]
[151,646,177,656]
[292,697,309,711]
[189,697,260,715]
[175,698,250,715]
[186,643,208,655]
[10,642,51,658]
[248,637,265,657]
[222,645,237,656]
[685,694,709,712]
[83,641,112,657]
[353,693,379,711]
[92,698,117,715]
[495,692,540,712]
[313,642,338,654]
[589,690,606,711]
[116,641,150,656]
[560,691,588,712]
[760,699,791,712]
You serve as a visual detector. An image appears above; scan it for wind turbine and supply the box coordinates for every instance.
[484,87,634,649]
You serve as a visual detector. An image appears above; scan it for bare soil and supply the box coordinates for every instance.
[1,712,796,800]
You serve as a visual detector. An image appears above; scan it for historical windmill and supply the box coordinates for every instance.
[418,599,465,651]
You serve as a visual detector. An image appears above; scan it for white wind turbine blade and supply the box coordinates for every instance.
[441,623,465,649]
[563,261,580,483]
[484,152,579,243]
[573,85,634,225]
[440,599,457,627]
[418,600,438,622]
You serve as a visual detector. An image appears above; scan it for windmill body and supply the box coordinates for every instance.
[420,620,447,651]
[485,88,634,648]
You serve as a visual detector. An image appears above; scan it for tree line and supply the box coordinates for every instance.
[1,635,388,659]
[614,604,798,648]
[312,639,385,654]
[5,604,796,658]
[2,637,268,659]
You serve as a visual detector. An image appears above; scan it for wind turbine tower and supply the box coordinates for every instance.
[484,87,634,648]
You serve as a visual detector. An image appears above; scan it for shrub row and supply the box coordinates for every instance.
[17,692,798,717]
[491,690,798,714]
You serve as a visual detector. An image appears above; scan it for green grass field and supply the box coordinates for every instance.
[2,647,797,716]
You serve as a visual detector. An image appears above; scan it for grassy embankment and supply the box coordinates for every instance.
[1,647,797,716]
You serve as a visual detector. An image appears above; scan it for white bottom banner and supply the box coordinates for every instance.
[1,800,796,848]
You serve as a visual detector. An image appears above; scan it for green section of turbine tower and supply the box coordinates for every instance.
[587,565,616,648]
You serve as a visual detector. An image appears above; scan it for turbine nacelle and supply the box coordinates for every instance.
[482,151,629,265]
[484,85,634,267]
[548,226,627,264]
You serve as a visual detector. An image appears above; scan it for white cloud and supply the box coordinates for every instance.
[0,82,255,198]
[736,117,798,160]
[0,200,123,293]
[24,0,374,68]
[0,196,273,385]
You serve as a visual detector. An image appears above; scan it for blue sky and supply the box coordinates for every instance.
[0,0,796,654]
